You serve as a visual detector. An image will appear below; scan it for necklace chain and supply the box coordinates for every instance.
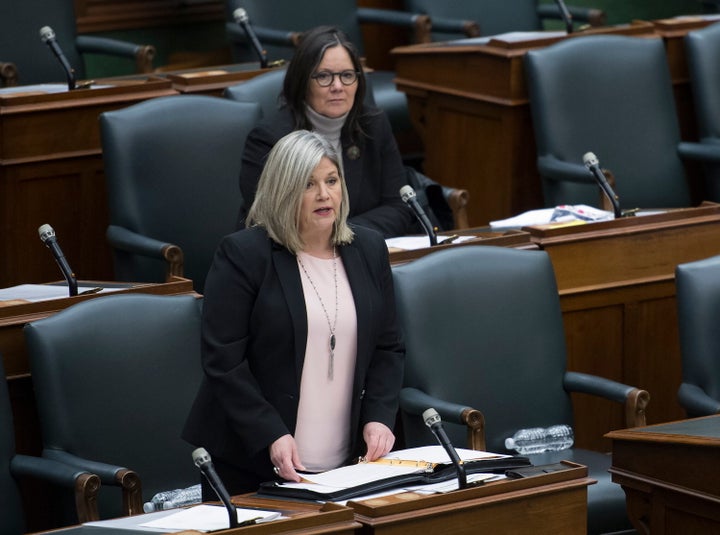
[297,248,338,379]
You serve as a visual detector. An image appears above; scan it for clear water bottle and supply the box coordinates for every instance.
[504,425,574,455]
[143,483,202,513]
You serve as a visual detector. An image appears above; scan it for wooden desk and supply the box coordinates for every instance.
[388,204,720,452]
[391,22,657,228]
[345,461,592,534]
[606,415,720,534]
[0,78,178,288]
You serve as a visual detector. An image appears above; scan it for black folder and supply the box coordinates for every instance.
[258,455,532,501]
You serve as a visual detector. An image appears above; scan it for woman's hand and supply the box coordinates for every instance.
[363,422,395,461]
[269,434,305,482]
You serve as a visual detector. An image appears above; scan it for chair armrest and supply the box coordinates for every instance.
[678,140,720,164]
[443,187,470,229]
[678,383,720,417]
[107,225,184,280]
[537,4,606,26]
[43,449,143,516]
[429,16,480,38]
[11,454,100,522]
[1,61,19,87]
[564,371,649,428]
[357,8,432,43]
[76,35,155,74]
[537,155,596,185]
[400,387,486,450]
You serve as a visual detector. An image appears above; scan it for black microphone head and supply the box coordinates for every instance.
[582,152,599,169]
[233,7,249,23]
[192,447,212,468]
[39,26,56,43]
[38,223,56,244]
[399,185,417,204]
[422,408,441,428]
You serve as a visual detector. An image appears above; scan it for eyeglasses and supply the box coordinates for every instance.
[311,70,359,87]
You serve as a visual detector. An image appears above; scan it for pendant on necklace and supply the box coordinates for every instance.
[328,334,336,380]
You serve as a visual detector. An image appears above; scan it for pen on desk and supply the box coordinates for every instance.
[79,287,103,296]
[439,235,459,245]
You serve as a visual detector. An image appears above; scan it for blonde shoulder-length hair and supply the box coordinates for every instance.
[246,130,354,254]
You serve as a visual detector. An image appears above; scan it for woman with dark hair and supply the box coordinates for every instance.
[184,130,405,497]
[236,25,416,237]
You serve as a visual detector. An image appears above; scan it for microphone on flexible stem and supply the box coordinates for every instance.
[423,408,467,490]
[192,448,238,528]
[400,185,437,247]
[39,26,76,91]
[582,152,622,219]
[38,224,78,297]
[233,8,268,69]
[554,0,574,34]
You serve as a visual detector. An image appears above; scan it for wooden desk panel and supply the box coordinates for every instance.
[606,416,720,534]
[347,462,591,534]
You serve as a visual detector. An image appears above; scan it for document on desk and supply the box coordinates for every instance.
[258,446,529,501]
[385,235,476,250]
[138,504,280,531]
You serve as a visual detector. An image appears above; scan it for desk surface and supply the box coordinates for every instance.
[607,415,720,534]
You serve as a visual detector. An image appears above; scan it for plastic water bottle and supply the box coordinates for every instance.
[143,483,202,512]
[504,425,574,454]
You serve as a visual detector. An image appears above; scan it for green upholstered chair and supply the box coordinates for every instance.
[100,95,261,293]
[682,22,720,203]
[675,254,720,417]
[525,35,694,209]
[0,0,153,87]
[392,246,649,534]
[0,356,100,533]
[402,0,605,42]
[24,293,203,519]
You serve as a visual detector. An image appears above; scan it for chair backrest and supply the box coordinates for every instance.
[24,294,203,519]
[223,67,287,119]
[0,357,25,535]
[525,35,692,208]
[685,22,720,202]
[675,254,720,415]
[392,246,573,453]
[0,0,85,85]
[100,95,261,293]
[686,22,720,141]
[226,0,366,63]
[405,0,540,40]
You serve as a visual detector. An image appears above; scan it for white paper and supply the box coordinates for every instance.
[139,504,280,531]
[489,204,613,228]
[385,235,476,251]
[0,284,121,303]
[275,446,506,493]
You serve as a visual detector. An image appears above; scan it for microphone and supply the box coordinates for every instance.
[192,448,238,528]
[39,26,77,91]
[423,408,467,489]
[38,224,78,297]
[582,152,622,219]
[400,185,437,247]
[233,7,268,69]
[554,0,574,34]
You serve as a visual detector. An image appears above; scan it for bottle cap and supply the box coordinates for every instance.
[504,437,515,449]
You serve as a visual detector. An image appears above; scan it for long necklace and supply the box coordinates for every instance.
[297,248,338,379]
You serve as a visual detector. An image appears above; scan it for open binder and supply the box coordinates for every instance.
[258,446,532,501]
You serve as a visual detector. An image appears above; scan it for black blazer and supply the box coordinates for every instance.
[183,225,405,475]
[237,107,415,238]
